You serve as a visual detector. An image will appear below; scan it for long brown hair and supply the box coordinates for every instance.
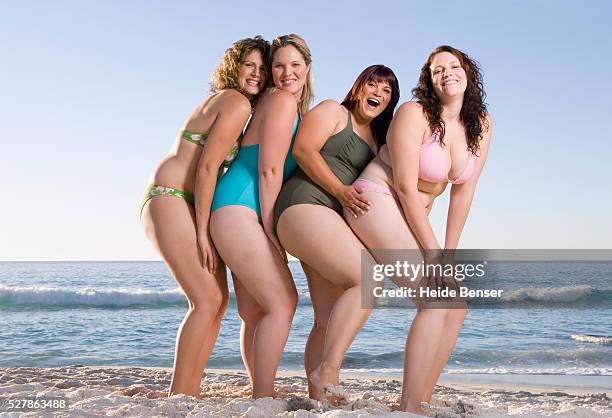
[412,45,488,155]
[341,65,400,148]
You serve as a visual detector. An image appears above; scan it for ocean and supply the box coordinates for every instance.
[1,261,610,384]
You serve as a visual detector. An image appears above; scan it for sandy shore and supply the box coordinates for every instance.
[0,366,609,417]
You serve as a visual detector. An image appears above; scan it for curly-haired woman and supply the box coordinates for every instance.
[140,36,270,398]
[345,46,492,414]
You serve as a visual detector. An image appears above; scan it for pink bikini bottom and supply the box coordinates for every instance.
[352,178,397,199]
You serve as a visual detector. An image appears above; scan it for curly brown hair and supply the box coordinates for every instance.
[412,45,488,155]
[210,36,271,99]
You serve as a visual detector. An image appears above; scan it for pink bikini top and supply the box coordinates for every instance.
[418,130,475,184]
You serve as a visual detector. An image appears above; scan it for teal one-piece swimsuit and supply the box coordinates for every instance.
[211,117,299,221]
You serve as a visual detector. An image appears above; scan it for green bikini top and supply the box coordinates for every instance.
[179,129,243,168]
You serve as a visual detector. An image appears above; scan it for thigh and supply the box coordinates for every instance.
[302,262,343,325]
[142,196,227,301]
[277,205,373,289]
[210,206,296,307]
[346,192,423,289]
[346,191,420,252]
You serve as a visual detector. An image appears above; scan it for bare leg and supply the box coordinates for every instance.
[141,196,226,398]
[210,206,297,398]
[302,262,343,398]
[233,274,263,386]
[191,266,230,395]
[420,307,467,403]
[346,191,466,413]
[277,205,376,400]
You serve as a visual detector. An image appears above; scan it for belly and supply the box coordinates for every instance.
[150,143,201,192]
[358,155,446,211]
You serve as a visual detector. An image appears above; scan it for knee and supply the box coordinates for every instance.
[237,301,263,326]
[188,287,225,318]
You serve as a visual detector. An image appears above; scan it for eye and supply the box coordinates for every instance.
[384,88,392,94]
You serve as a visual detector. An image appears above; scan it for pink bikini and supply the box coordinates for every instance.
[418,130,475,184]
[353,130,475,196]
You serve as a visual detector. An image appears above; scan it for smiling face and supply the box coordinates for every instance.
[430,51,468,100]
[236,49,266,97]
[356,78,393,120]
[270,45,310,98]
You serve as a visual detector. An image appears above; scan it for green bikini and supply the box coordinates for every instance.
[139,129,241,217]
[274,111,375,227]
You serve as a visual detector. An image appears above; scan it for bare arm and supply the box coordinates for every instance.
[195,91,252,271]
[444,115,493,250]
[292,100,371,217]
[258,90,298,240]
[387,102,441,252]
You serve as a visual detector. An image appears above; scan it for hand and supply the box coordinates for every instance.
[335,184,371,218]
[197,229,219,273]
[265,227,288,263]
[421,250,460,301]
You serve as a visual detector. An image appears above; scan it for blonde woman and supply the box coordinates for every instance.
[141,36,270,397]
[210,34,314,398]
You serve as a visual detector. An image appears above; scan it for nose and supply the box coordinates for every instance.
[252,65,260,78]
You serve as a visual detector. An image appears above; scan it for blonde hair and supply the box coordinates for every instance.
[269,34,314,115]
[210,36,270,96]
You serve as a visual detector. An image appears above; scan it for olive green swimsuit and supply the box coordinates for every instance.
[274,111,376,228]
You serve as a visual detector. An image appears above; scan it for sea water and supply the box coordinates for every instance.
[1,261,610,383]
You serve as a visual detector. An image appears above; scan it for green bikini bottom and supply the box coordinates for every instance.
[140,184,195,218]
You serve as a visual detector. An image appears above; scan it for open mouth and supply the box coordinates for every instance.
[366,98,380,108]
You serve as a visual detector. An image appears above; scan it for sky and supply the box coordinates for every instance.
[1,0,611,261]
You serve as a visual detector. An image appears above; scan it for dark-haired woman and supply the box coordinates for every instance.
[275,65,400,400]
[346,46,492,414]
[141,36,269,397]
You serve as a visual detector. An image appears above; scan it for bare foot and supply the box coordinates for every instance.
[323,383,350,405]
[400,400,428,416]
[308,365,341,402]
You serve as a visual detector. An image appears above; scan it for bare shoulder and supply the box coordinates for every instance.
[265,88,298,108]
[309,99,344,120]
[213,89,252,115]
[397,101,424,117]
[395,101,427,126]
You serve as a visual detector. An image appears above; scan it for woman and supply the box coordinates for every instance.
[346,45,492,414]
[140,36,270,398]
[209,34,313,398]
[275,65,400,400]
